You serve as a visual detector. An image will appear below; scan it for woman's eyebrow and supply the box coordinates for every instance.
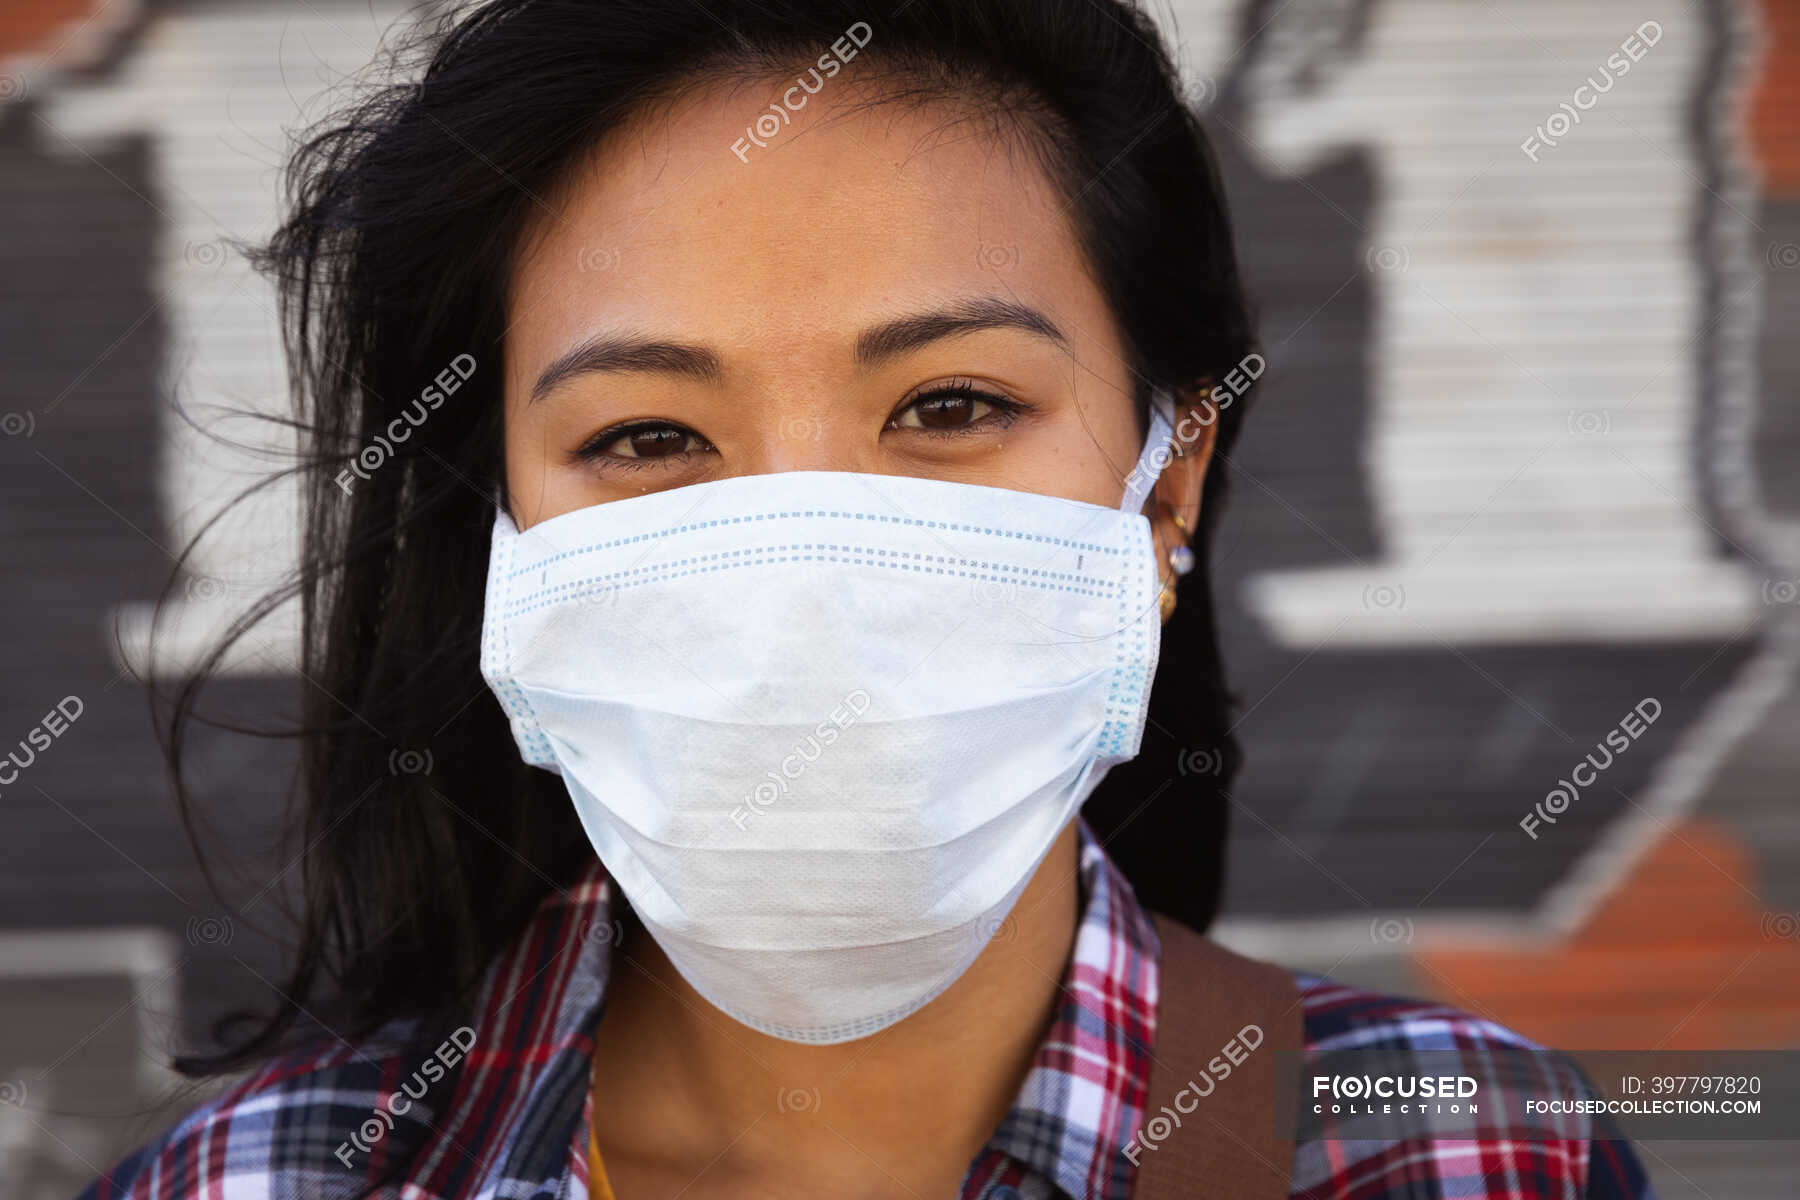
[853,297,1069,366]
[529,297,1068,405]
[530,338,721,404]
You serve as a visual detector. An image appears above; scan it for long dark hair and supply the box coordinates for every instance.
[163,0,1259,1074]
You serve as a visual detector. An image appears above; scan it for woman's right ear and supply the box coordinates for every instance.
[1155,383,1220,526]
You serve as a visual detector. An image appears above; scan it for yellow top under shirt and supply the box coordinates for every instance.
[586,1132,616,1200]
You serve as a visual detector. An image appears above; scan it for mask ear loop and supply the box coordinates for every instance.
[490,482,518,536]
[1117,388,1179,516]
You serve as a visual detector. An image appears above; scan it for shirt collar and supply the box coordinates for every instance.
[444,817,1160,1199]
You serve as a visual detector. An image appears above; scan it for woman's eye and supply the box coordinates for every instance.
[888,383,1023,434]
[577,421,711,463]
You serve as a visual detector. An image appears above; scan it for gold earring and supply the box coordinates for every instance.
[1159,505,1194,623]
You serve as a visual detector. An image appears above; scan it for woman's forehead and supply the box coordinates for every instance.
[501,79,1102,382]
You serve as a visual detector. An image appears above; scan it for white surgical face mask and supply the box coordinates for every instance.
[480,394,1177,1043]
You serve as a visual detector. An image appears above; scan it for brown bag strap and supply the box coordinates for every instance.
[1131,913,1301,1200]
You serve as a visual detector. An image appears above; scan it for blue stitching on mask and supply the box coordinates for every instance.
[486,523,557,765]
[506,508,1126,582]
[502,541,1124,617]
[1093,520,1153,758]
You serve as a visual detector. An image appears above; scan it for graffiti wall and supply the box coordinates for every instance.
[0,1,1795,1194]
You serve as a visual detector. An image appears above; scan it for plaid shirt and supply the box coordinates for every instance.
[84,822,1654,1200]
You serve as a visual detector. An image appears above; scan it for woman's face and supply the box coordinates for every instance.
[501,78,1164,531]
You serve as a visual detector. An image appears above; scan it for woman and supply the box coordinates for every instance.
[86,1,1655,1197]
